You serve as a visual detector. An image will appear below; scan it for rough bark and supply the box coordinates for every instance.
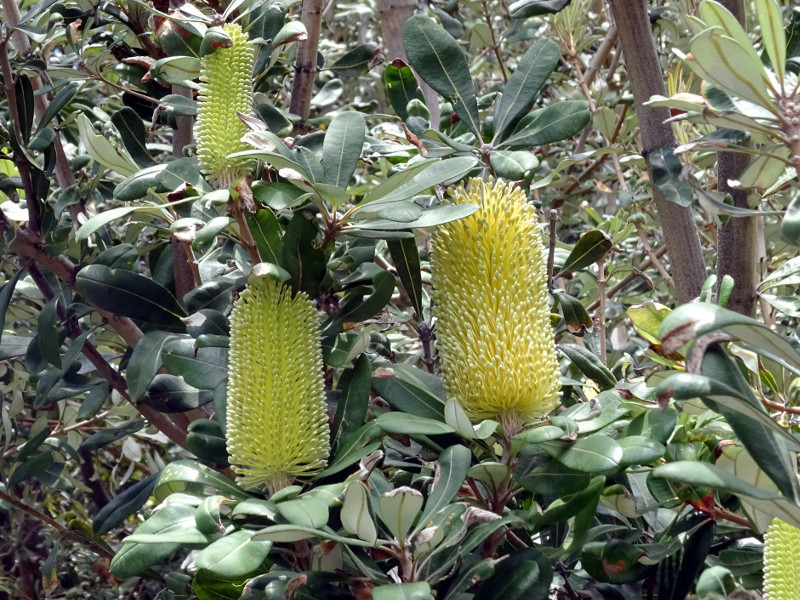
[290,0,324,123]
[376,0,440,129]
[607,0,707,302]
[715,0,759,316]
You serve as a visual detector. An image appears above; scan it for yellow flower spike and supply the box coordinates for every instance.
[763,517,800,600]
[431,177,560,435]
[196,22,254,189]
[227,276,330,494]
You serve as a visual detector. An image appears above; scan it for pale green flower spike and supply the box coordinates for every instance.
[763,517,800,600]
[196,22,254,189]
[227,276,330,494]
[431,177,560,435]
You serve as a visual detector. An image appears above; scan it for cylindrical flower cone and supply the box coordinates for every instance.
[431,177,560,435]
[764,517,800,600]
[196,22,254,189]
[226,276,330,494]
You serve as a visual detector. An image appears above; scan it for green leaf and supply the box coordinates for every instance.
[93,474,158,536]
[384,60,424,121]
[144,374,214,413]
[518,461,591,496]
[79,419,146,452]
[75,206,138,241]
[113,164,168,201]
[475,547,552,600]
[558,344,616,389]
[37,296,61,369]
[38,82,78,130]
[488,150,539,181]
[376,412,455,436]
[357,156,478,209]
[15,74,34,144]
[372,364,446,420]
[325,271,395,333]
[77,113,139,177]
[650,147,693,207]
[542,435,623,473]
[125,502,211,544]
[110,539,181,579]
[330,43,381,77]
[373,583,432,600]
[331,355,372,454]
[387,237,423,318]
[127,331,177,402]
[402,16,481,137]
[195,530,271,577]
[556,229,612,277]
[652,461,785,500]
[111,107,154,166]
[781,193,800,246]
[351,203,479,231]
[0,270,23,348]
[493,38,561,140]
[617,436,665,466]
[341,481,378,545]
[500,100,590,148]
[685,28,774,110]
[8,452,54,486]
[509,0,572,19]
[756,0,786,83]
[553,290,592,334]
[161,338,228,391]
[379,486,424,541]
[275,496,329,529]
[252,180,308,211]
[153,460,248,502]
[282,211,327,298]
[75,264,186,327]
[251,524,376,546]
[322,111,365,191]
[414,445,471,535]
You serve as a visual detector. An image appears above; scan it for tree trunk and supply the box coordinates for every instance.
[715,0,759,316]
[376,0,441,129]
[290,0,324,124]
[607,0,706,303]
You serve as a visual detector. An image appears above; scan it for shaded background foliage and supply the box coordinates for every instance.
[2,0,800,598]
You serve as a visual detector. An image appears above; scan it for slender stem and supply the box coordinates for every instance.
[586,245,668,312]
[547,209,558,292]
[482,0,507,83]
[635,223,675,289]
[230,195,262,266]
[0,489,115,560]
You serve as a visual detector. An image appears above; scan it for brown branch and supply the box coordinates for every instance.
[586,245,667,312]
[0,489,115,559]
[290,0,324,124]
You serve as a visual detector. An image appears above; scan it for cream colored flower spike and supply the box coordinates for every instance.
[431,178,560,434]
[764,517,800,600]
[227,276,330,494]
[196,22,254,189]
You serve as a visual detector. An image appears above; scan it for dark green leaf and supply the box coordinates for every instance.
[552,290,592,334]
[111,107,154,166]
[124,502,211,544]
[384,60,424,121]
[322,112,366,190]
[331,355,372,454]
[79,419,146,452]
[652,461,784,500]
[37,296,62,368]
[559,344,616,389]
[78,381,109,420]
[781,193,800,246]
[501,100,590,148]
[542,435,623,473]
[282,212,327,298]
[403,16,481,137]
[414,445,471,534]
[153,460,248,501]
[509,0,572,18]
[15,74,34,144]
[493,38,561,139]
[93,474,158,536]
[186,419,229,466]
[195,530,272,577]
[557,229,613,277]
[114,164,168,201]
[9,452,54,486]
[518,461,591,496]
[376,412,455,436]
[372,583,432,600]
[184,280,235,314]
[127,331,177,402]
[0,270,23,347]
[387,236,423,318]
[371,364,446,420]
[650,147,693,207]
[144,374,214,413]
[246,209,284,266]
[330,44,382,76]
[38,83,78,130]
[475,547,552,600]
[325,270,395,333]
[75,264,186,327]
[161,338,228,391]
[488,150,539,180]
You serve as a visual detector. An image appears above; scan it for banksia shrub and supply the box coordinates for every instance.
[763,517,800,600]
[196,22,254,189]
[431,177,560,435]
[227,276,330,494]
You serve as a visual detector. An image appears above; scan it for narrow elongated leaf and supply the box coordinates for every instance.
[341,481,377,544]
[77,114,139,177]
[127,331,177,402]
[38,82,78,130]
[144,373,214,412]
[373,583,432,600]
[282,212,327,298]
[384,60,424,121]
[652,461,784,500]
[509,0,572,18]
[15,74,34,144]
[161,338,228,391]
[493,38,561,140]
[476,547,552,600]
[330,43,382,76]
[372,364,446,420]
[387,236,423,318]
[556,229,612,277]
[376,412,455,436]
[414,445,471,535]
[558,344,616,389]
[351,203,479,231]
[111,107,154,166]
[93,474,158,535]
[501,100,590,148]
[325,270,395,332]
[79,420,146,452]
[75,264,186,326]
[781,193,800,246]
[402,16,481,137]
[756,0,786,83]
[153,460,248,501]
[0,271,23,348]
[331,355,372,454]
[698,1,761,66]
[322,112,365,190]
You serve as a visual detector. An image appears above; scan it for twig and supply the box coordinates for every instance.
[481,0,507,83]
[586,245,667,312]
[582,23,618,91]
[547,209,558,292]
[635,223,675,289]
[0,489,115,560]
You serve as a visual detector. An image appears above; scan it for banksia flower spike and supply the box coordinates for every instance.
[227,276,330,494]
[431,177,560,436]
[196,22,254,189]
[763,517,800,600]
